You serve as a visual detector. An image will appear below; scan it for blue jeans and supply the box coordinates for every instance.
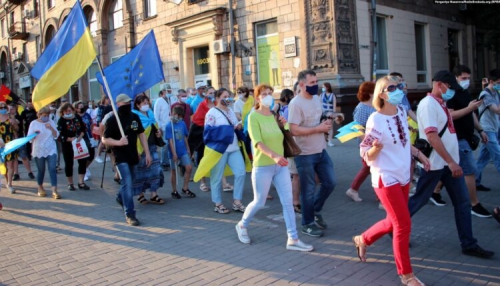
[116,162,136,217]
[409,166,478,250]
[295,149,336,226]
[458,139,477,176]
[210,150,246,204]
[476,131,500,184]
[34,154,57,187]
[241,164,298,239]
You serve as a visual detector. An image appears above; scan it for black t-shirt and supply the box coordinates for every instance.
[446,89,474,140]
[104,112,144,165]
[21,108,37,135]
[15,114,23,137]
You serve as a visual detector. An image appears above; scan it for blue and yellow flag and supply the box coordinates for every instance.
[96,30,164,102]
[0,133,38,163]
[31,1,96,110]
[335,121,365,143]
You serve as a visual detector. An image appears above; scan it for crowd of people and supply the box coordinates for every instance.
[1,67,500,286]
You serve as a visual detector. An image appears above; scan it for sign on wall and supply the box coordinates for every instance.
[257,35,281,89]
[284,37,297,58]
[19,75,31,88]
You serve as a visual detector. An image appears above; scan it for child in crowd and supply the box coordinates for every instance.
[165,106,196,199]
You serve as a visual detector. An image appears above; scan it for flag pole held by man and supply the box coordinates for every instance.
[30,0,96,111]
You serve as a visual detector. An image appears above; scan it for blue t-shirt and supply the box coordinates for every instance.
[190,94,204,113]
[165,121,189,158]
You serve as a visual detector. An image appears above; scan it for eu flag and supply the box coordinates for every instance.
[96,30,164,102]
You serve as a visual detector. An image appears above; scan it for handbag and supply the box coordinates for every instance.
[413,123,447,158]
[72,139,90,160]
[151,124,166,147]
[467,134,480,151]
[271,111,301,157]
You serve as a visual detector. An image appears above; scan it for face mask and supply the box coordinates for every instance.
[88,104,92,108]
[459,80,470,90]
[180,97,188,103]
[140,105,150,112]
[171,116,180,123]
[386,89,404,106]
[441,86,455,101]
[50,106,56,111]
[221,98,234,106]
[0,109,7,115]
[41,116,49,123]
[305,84,319,96]
[322,87,326,93]
[207,96,215,103]
[63,113,74,119]
[260,95,274,107]
[493,84,500,91]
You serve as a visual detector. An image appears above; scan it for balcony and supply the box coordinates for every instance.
[9,22,29,40]
[7,0,24,5]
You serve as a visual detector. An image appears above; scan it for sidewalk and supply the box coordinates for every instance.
[0,140,499,285]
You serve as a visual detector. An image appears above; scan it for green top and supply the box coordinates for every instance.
[248,111,284,167]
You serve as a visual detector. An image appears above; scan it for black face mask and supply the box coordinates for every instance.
[118,104,132,116]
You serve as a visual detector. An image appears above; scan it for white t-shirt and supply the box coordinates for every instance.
[417,94,459,171]
[205,107,239,153]
[234,98,245,116]
[27,119,59,158]
[360,107,411,187]
[288,94,326,155]
[154,97,171,131]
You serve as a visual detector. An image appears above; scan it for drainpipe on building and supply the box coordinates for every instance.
[370,0,377,82]
[228,0,236,90]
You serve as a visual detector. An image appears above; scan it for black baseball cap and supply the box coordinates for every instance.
[432,70,462,91]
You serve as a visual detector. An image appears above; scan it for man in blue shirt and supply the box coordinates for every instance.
[190,84,206,113]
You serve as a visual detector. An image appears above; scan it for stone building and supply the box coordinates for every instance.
[0,0,496,107]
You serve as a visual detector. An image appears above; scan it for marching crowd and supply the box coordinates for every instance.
[1,67,500,286]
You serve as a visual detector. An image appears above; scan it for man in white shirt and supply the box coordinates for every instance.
[409,70,494,259]
[154,88,171,171]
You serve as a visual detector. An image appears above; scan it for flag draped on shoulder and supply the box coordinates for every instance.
[96,30,164,103]
[31,1,96,110]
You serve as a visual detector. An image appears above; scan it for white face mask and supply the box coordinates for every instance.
[180,97,188,103]
[140,105,150,112]
[459,79,470,90]
[260,95,274,107]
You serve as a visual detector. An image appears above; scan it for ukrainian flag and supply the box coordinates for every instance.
[31,1,96,110]
[241,96,255,133]
[335,121,365,143]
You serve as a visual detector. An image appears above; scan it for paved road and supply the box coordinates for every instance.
[1,139,499,286]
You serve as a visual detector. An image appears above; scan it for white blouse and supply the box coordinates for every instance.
[27,119,59,158]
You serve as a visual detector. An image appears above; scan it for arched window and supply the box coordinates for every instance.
[47,0,55,9]
[108,0,123,30]
[45,25,56,47]
[84,7,97,37]
[0,52,8,85]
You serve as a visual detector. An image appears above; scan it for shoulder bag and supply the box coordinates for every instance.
[271,111,301,158]
[413,123,447,158]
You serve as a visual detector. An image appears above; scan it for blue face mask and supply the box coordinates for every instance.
[493,84,500,91]
[305,84,319,96]
[386,89,404,106]
[442,86,455,101]
[0,109,7,115]
[207,96,215,103]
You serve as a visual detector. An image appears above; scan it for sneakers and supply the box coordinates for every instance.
[126,214,140,226]
[314,215,327,229]
[12,174,20,181]
[286,239,314,252]
[462,245,495,258]
[235,222,250,244]
[476,184,491,191]
[84,170,91,181]
[7,185,15,194]
[28,172,35,179]
[301,223,324,237]
[346,188,362,202]
[95,156,104,163]
[328,140,335,147]
[430,192,446,206]
[471,203,492,218]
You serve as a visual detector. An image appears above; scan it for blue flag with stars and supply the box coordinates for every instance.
[96,30,164,102]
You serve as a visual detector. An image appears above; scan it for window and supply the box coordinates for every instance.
[255,20,281,89]
[35,35,40,57]
[448,29,460,73]
[375,16,388,79]
[414,23,427,84]
[47,0,55,9]
[87,9,97,37]
[33,0,39,18]
[87,62,101,101]
[193,46,210,75]
[109,0,123,30]
[1,19,4,38]
[45,25,56,47]
[145,0,156,18]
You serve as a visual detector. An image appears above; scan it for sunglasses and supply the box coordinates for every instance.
[383,84,404,93]
[0,106,7,110]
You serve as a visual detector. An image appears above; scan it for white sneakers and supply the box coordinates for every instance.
[328,140,335,147]
[235,223,250,244]
[346,188,363,202]
[95,156,104,163]
[84,169,91,181]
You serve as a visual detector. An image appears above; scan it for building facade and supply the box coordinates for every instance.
[0,0,496,105]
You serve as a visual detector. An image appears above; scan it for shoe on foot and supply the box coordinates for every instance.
[462,245,494,258]
[328,140,335,147]
[286,239,313,252]
[471,203,492,218]
[28,172,35,179]
[429,192,446,206]
[400,275,425,286]
[126,214,140,226]
[235,222,250,244]
[37,188,47,197]
[223,184,234,192]
[7,185,15,194]
[12,174,20,181]
[476,184,491,191]
[52,191,61,199]
[95,157,104,163]
[232,203,246,212]
[346,188,362,202]
[105,156,110,162]
[301,223,323,237]
[314,215,327,229]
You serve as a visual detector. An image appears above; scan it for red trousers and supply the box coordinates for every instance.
[362,179,412,275]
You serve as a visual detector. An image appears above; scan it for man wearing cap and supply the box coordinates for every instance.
[154,87,173,171]
[409,70,494,258]
[189,83,206,113]
[103,94,151,226]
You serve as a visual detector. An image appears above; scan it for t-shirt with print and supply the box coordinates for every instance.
[205,107,239,153]
[417,94,459,171]
[360,106,411,187]
[288,95,325,155]
[104,113,144,165]
[165,120,189,158]
[478,87,499,133]
[248,112,284,167]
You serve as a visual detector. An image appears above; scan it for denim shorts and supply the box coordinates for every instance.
[170,153,192,168]
[458,139,477,176]
[18,145,28,159]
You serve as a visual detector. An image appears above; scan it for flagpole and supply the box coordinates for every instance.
[96,57,126,138]
[166,95,178,187]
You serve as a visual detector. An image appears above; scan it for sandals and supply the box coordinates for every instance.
[78,183,90,190]
[493,207,500,224]
[171,191,181,199]
[182,189,196,198]
[150,195,165,204]
[214,204,230,214]
[232,203,246,212]
[52,192,61,199]
[38,188,47,197]
[137,194,148,204]
[223,183,234,192]
[200,183,209,192]
[68,184,76,191]
[293,204,302,214]
[400,275,425,286]
[352,235,367,262]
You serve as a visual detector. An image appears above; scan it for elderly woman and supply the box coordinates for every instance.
[27,106,60,199]
[57,102,90,190]
[353,76,430,286]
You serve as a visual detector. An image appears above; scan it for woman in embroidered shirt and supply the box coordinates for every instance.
[320,82,336,147]
[57,103,90,191]
[28,106,60,199]
[353,76,430,286]
[346,82,376,202]
[204,88,246,214]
